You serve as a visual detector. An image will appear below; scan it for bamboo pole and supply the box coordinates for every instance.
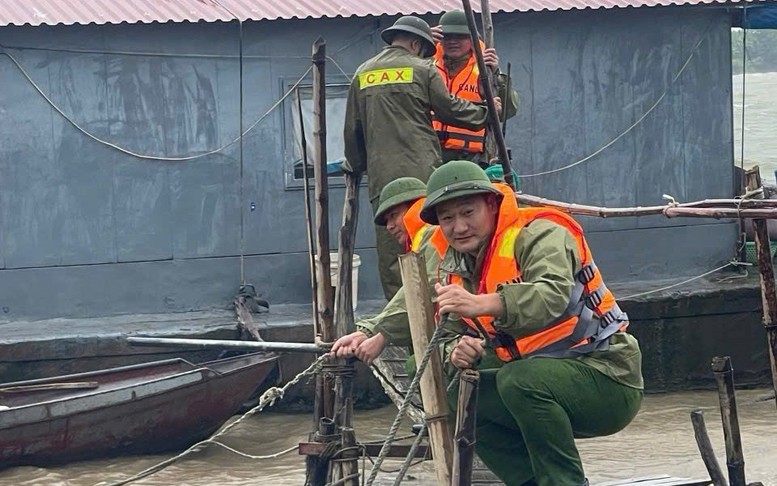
[480,0,499,164]
[334,171,362,338]
[295,89,321,338]
[399,252,453,486]
[744,167,777,405]
[712,356,747,486]
[452,369,480,486]
[461,0,514,190]
[307,417,337,486]
[329,427,359,486]
[690,409,728,486]
[312,36,334,344]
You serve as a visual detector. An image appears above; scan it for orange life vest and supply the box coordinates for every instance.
[432,184,629,362]
[403,197,449,258]
[432,42,486,154]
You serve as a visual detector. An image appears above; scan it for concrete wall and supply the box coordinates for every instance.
[0,7,737,321]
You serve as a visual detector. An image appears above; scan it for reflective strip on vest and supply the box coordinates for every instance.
[432,45,485,153]
[445,207,629,362]
[359,67,414,89]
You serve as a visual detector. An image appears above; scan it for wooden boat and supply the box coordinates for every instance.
[0,352,279,469]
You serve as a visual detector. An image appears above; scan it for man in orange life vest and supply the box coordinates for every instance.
[431,10,520,165]
[331,177,441,365]
[336,161,644,485]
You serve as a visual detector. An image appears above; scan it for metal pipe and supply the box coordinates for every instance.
[127,336,326,353]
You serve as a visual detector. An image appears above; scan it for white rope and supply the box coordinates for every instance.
[619,261,744,300]
[0,46,312,162]
[518,28,708,178]
[209,441,299,460]
[95,354,327,486]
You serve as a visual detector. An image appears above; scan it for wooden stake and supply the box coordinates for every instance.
[480,0,500,164]
[329,427,359,486]
[334,171,362,338]
[399,252,453,485]
[452,369,480,486]
[712,356,747,486]
[690,409,728,486]
[311,36,334,344]
[744,166,777,406]
[307,417,337,486]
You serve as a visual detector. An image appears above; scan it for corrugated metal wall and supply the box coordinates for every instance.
[0,7,736,320]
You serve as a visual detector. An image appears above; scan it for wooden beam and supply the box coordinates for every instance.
[399,252,453,485]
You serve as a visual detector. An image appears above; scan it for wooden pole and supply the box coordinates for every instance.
[399,252,454,486]
[480,0,500,165]
[690,409,728,486]
[307,417,337,486]
[712,356,747,486]
[461,0,514,190]
[295,88,321,338]
[334,171,362,338]
[452,369,480,486]
[744,166,777,405]
[309,37,334,480]
[329,427,359,486]
[312,36,334,345]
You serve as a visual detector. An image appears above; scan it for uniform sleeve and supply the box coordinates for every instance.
[342,78,367,175]
[494,220,581,338]
[356,287,413,345]
[496,73,519,120]
[427,67,490,131]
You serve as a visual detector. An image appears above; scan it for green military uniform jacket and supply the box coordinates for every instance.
[343,45,491,203]
[358,218,644,391]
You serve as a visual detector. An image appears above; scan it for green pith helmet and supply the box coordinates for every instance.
[381,16,437,58]
[421,160,502,224]
[374,177,427,226]
[439,10,470,36]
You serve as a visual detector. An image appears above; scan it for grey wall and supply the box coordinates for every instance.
[0,7,736,321]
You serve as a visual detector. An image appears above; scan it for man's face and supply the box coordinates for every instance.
[441,34,473,60]
[385,202,413,246]
[436,194,499,255]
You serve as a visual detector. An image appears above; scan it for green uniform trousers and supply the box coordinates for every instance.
[447,357,642,486]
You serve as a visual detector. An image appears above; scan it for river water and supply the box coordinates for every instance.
[2,71,776,486]
[1,389,775,486]
[733,71,777,184]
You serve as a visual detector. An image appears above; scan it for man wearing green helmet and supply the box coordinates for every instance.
[431,10,520,166]
[331,177,446,365]
[343,15,502,300]
[335,160,643,486]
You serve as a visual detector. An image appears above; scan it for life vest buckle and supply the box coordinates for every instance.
[587,287,604,307]
[578,264,596,284]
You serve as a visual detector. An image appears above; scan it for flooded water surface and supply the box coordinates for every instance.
[1,389,775,486]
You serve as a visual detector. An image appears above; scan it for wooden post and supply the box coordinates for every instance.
[329,427,358,486]
[312,36,334,345]
[399,252,453,485]
[307,37,334,484]
[452,369,480,486]
[480,0,500,164]
[690,409,728,486]
[712,356,747,486]
[306,417,337,486]
[334,171,362,338]
[744,166,777,405]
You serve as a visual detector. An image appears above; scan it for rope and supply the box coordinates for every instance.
[210,441,299,460]
[619,261,747,300]
[391,423,429,486]
[95,354,327,486]
[365,320,448,486]
[518,25,709,178]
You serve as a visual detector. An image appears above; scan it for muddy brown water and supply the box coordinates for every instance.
[1,389,775,486]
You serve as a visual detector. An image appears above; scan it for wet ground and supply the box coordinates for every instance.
[1,388,775,486]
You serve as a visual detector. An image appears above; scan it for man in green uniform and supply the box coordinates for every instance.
[343,15,499,300]
[334,161,644,486]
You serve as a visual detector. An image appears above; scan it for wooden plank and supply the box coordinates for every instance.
[400,252,454,486]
